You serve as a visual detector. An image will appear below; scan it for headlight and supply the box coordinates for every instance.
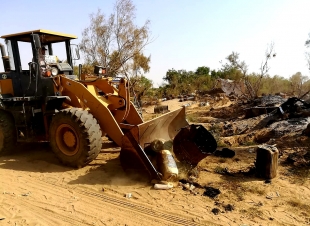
[51,67,59,76]
[45,71,51,77]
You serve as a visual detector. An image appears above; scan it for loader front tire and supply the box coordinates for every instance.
[49,108,102,168]
[0,110,17,156]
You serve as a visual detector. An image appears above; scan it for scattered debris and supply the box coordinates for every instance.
[302,123,310,136]
[266,192,281,199]
[245,106,278,118]
[248,148,255,153]
[257,95,286,107]
[179,95,196,102]
[286,151,310,166]
[250,201,263,207]
[150,139,166,152]
[21,192,31,197]
[199,102,210,107]
[213,148,235,158]
[178,179,203,189]
[255,144,279,179]
[269,117,310,138]
[154,105,169,114]
[178,179,187,184]
[203,187,221,198]
[154,183,173,190]
[188,175,197,182]
[179,182,195,191]
[214,201,235,212]
[124,193,132,198]
[181,183,190,190]
[211,208,220,215]
[189,184,195,191]
[224,204,234,212]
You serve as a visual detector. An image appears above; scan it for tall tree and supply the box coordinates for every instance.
[221,43,276,100]
[289,72,309,97]
[195,66,210,76]
[80,0,151,77]
[130,75,153,104]
[162,69,194,96]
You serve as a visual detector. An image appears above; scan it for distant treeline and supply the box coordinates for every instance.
[155,66,310,99]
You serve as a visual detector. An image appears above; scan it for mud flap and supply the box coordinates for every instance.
[173,124,217,165]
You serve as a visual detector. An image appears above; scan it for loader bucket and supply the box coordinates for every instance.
[120,107,217,180]
[137,107,189,147]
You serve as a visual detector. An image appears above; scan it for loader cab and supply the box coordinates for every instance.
[0,29,79,97]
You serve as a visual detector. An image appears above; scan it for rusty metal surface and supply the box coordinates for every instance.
[173,124,217,165]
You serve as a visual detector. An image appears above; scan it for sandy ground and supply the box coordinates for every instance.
[0,99,309,226]
[0,143,214,226]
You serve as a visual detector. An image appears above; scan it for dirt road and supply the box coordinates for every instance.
[0,143,217,226]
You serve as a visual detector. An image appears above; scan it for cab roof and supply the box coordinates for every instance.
[0,29,77,43]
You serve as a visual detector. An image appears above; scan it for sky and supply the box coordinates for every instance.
[0,0,310,87]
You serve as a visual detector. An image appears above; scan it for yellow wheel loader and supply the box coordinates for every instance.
[0,29,217,180]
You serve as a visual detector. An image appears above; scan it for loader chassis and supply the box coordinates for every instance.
[0,30,86,151]
[0,29,217,180]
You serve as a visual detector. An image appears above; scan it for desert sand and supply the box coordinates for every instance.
[0,98,309,226]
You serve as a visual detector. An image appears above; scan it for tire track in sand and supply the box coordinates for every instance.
[0,173,215,225]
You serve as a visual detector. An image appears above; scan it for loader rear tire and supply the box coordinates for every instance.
[49,108,102,168]
[0,110,17,156]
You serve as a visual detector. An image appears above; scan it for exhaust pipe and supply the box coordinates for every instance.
[78,64,82,80]
[0,43,10,72]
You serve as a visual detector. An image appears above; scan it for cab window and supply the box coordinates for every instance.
[18,41,33,70]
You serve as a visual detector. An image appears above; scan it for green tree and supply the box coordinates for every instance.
[192,75,213,93]
[130,75,153,103]
[80,0,151,77]
[220,43,276,99]
[210,69,219,78]
[163,69,192,93]
[195,66,210,76]
[260,75,291,95]
[289,72,309,97]
[162,67,215,96]
[219,52,246,80]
